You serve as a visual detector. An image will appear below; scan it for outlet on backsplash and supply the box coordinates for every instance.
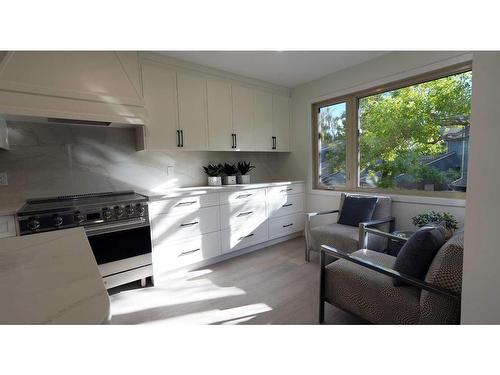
[166,166,174,176]
[0,172,8,186]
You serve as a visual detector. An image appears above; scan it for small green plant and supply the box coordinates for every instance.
[412,211,459,230]
[237,161,255,175]
[222,163,238,176]
[203,164,223,177]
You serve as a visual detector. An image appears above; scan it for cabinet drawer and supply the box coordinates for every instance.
[153,231,221,273]
[0,215,16,238]
[220,200,267,230]
[149,193,219,215]
[220,188,266,205]
[267,194,304,218]
[267,183,304,197]
[221,221,268,254]
[151,206,220,245]
[268,213,304,240]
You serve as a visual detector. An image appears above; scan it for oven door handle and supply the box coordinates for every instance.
[85,218,148,236]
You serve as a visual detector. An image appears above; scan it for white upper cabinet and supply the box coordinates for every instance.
[231,85,255,151]
[176,73,208,150]
[207,79,233,151]
[254,90,274,151]
[272,94,291,152]
[141,62,179,150]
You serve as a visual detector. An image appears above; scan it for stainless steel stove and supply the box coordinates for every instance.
[17,191,153,289]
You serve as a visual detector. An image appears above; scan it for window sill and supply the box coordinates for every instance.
[310,188,466,208]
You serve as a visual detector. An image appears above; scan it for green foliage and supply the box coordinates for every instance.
[319,103,346,176]
[359,72,472,189]
[237,161,255,175]
[222,163,238,176]
[203,164,223,177]
[412,211,459,230]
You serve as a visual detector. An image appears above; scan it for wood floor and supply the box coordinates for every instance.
[109,237,365,325]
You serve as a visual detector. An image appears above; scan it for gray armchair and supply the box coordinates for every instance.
[305,193,394,262]
[319,227,464,324]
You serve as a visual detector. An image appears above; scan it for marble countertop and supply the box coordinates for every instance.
[140,180,304,200]
[0,227,110,324]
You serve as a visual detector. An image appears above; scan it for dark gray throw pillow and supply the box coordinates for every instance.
[337,195,378,227]
[393,225,447,286]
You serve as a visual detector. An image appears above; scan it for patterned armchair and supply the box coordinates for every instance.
[319,228,464,324]
[305,193,394,262]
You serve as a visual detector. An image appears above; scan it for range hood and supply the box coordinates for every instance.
[1,114,131,128]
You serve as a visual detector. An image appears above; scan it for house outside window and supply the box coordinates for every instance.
[312,63,472,197]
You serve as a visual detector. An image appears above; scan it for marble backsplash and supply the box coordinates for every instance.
[0,122,292,204]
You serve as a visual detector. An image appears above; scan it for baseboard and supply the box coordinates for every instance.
[157,231,304,276]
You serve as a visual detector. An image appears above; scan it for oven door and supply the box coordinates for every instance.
[86,223,152,278]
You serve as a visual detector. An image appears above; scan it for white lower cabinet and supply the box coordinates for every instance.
[220,200,267,230]
[151,206,220,245]
[221,222,268,254]
[153,231,222,273]
[150,182,305,275]
[267,194,304,218]
[269,212,305,240]
[220,188,266,205]
[0,215,16,238]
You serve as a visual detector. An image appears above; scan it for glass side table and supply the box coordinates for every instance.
[386,230,415,256]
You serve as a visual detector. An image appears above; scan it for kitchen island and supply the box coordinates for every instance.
[0,227,109,324]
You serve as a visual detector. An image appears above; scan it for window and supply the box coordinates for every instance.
[316,101,347,187]
[313,63,472,197]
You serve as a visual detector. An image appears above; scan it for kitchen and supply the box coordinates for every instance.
[0,51,305,324]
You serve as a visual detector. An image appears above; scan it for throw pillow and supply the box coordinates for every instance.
[337,195,378,227]
[393,224,447,286]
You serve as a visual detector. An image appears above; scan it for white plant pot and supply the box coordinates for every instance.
[207,176,222,186]
[237,175,250,184]
[222,175,237,185]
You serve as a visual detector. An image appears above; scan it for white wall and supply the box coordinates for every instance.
[287,51,471,230]
[461,52,500,324]
[0,122,291,205]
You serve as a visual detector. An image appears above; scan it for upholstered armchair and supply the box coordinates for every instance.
[319,228,464,324]
[304,193,394,262]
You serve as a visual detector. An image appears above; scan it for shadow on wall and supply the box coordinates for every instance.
[0,122,292,203]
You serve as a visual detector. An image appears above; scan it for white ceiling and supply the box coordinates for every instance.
[157,51,388,88]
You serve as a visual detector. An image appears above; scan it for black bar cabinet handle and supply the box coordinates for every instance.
[176,130,180,147]
[179,248,201,257]
[180,221,199,227]
[180,130,184,147]
[239,233,254,240]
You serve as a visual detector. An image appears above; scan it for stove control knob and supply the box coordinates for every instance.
[136,204,145,216]
[115,206,124,218]
[74,211,85,224]
[27,218,40,231]
[53,215,64,227]
[125,205,135,216]
[102,208,113,220]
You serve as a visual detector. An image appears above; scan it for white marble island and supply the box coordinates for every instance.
[0,227,109,324]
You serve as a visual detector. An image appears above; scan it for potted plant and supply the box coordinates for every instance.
[236,161,255,184]
[411,211,459,238]
[221,163,238,185]
[203,164,223,186]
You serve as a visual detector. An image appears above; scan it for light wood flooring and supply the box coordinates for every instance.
[109,237,365,325]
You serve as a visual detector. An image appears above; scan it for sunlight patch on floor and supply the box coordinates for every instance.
[142,303,272,325]
[109,269,246,316]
